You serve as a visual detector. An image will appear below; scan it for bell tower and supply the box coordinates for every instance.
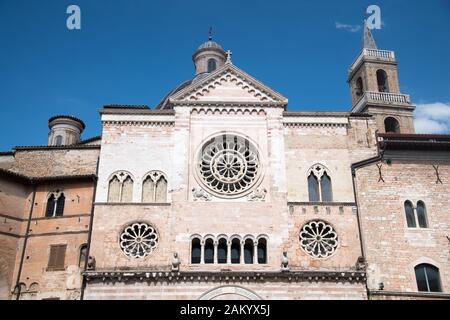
[348,21,415,133]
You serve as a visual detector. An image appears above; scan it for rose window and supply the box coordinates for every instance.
[119,223,158,258]
[299,220,338,258]
[197,135,261,197]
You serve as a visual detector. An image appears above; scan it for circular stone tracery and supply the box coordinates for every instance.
[197,134,261,197]
[119,223,158,259]
[299,220,338,258]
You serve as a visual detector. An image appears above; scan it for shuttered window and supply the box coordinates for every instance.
[47,245,67,271]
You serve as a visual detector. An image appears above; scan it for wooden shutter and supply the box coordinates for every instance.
[48,245,66,270]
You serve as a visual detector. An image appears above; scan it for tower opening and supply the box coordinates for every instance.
[384,117,400,133]
[207,59,217,72]
[376,69,389,93]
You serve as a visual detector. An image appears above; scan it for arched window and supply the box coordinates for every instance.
[79,244,87,268]
[244,239,254,264]
[415,264,442,292]
[355,77,364,97]
[107,172,134,203]
[191,238,201,264]
[257,238,267,264]
[308,165,333,202]
[55,193,65,216]
[231,238,241,264]
[320,173,333,202]
[376,69,389,93]
[384,117,400,133]
[142,171,168,203]
[404,201,416,228]
[416,201,428,228]
[204,238,214,264]
[46,195,56,217]
[55,135,63,146]
[207,59,217,73]
[217,238,227,264]
[45,193,65,218]
[308,173,319,202]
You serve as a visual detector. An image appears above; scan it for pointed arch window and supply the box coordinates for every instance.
[142,171,168,203]
[46,192,65,218]
[79,244,87,268]
[107,171,134,203]
[207,59,217,72]
[376,69,389,93]
[308,165,333,202]
[415,264,442,292]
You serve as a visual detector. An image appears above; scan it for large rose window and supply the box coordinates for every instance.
[119,223,158,259]
[197,134,262,198]
[299,220,338,258]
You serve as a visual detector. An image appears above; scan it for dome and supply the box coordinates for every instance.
[197,40,225,52]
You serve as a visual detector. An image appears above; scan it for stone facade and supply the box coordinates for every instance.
[0,30,449,300]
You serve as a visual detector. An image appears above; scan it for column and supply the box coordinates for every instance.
[253,241,258,264]
[214,241,218,264]
[200,241,205,264]
[227,242,231,264]
[240,240,245,264]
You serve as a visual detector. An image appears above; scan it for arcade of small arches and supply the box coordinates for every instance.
[190,235,268,265]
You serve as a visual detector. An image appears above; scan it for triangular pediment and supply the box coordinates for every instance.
[169,63,288,106]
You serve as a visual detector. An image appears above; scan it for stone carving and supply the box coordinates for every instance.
[172,252,181,272]
[247,188,267,202]
[281,252,289,271]
[299,220,338,258]
[119,223,158,259]
[192,187,212,201]
[87,255,96,270]
[355,256,367,271]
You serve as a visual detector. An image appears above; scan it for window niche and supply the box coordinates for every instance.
[142,171,168,203]
[45,191,65,218]
[107,171,134,203]
[404,200,429,229]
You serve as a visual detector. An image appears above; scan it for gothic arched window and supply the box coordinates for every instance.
[415,264,442,292]
[204,238,214,264]
[207,59,217,72]
[217,238,227,264]
[142,171,168,203]
[107,171,134,203]
[384,117,400,133]
[308,165,333,202]
[46,192,65,218]
[376,69,389,93]
[257,238,267,264]
[231,238,241,264]
[404,201,416,228]
[191,238,201,264]
[416,201,428,228]
[46,195,56,218]
[244,239,254,264]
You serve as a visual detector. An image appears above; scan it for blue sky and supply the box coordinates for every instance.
[0,0,449,150]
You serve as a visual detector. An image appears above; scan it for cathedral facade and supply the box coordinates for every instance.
[0,26,449,300]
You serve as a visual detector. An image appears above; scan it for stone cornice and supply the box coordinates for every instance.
[172,101,286,108]
[99,108,175,115]
[102,120,175,127]
[283,122,347,128]
[84,270,366,285]
[288,202,356,207]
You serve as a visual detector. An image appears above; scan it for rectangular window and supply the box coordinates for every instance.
[47,245,67,271]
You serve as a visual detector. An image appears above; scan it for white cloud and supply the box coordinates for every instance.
[414,102,450,134]
[335,22,361,33]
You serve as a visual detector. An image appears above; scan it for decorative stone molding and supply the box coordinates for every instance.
[199,285,262,300]
[192,187,212,202]
[247,188,267,202]
[191,107,267,116]
[283,122,347,128]
[83,270,367,285]
[102,120,174,127]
